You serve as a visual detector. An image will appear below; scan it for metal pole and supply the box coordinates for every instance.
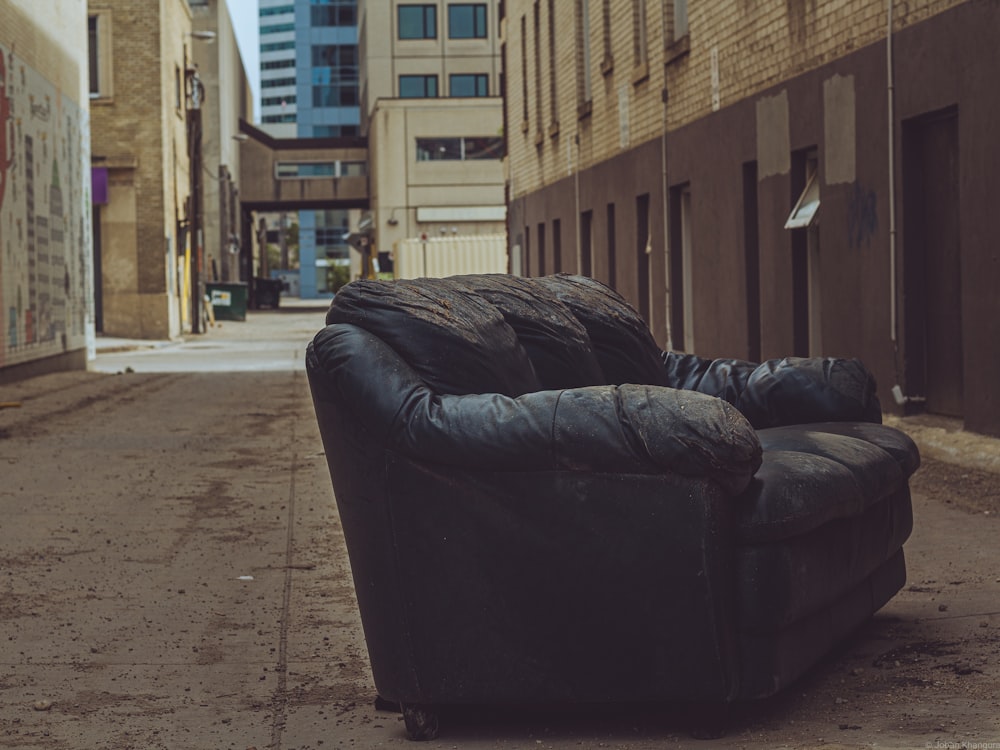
[187,69,204,334]
[661,86,673,351]
[887,0,897,346]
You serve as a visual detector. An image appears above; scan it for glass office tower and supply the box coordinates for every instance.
[259,0,359,296]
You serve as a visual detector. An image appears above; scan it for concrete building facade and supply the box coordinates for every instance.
[501,0,1000,436]
[0,0,93,381]
[359,0,506,269]
[189,0,254,286]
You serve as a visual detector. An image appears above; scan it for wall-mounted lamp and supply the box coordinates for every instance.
[190,30,217,42]
[387,208,399,226]
[232,133,249,142]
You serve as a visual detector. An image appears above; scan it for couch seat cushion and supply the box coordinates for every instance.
[736,424,917,543]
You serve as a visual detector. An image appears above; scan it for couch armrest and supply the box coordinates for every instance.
[662,352,882,429]
[309,324,761,495]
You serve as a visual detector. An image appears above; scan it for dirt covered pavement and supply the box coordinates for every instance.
[1,307,999,749]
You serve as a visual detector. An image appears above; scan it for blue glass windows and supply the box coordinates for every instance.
[399,5,437,39]
[448,4,487,39]
[449,73,489,97]
[399,75,438,98]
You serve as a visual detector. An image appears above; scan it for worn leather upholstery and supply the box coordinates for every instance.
[307,273,917,713]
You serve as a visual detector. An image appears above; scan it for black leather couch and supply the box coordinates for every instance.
[306,273,918,740]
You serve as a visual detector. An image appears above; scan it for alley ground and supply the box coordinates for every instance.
[0,302,998,749]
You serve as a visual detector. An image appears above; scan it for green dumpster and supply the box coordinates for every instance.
[206,282,248,321]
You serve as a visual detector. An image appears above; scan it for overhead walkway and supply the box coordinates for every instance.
[236,120,369,213]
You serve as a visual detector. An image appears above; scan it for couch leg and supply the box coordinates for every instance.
[401,703,440,741]
[688,701,729,740]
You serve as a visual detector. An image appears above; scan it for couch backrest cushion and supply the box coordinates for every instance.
[451,274,607,390]
[536,274,670,387]
[326,278,542,397]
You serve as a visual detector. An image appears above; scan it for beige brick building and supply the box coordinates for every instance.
[88,0,249,339]
[502,0,1000,437]
[359,0,506,267]
[89,0,195,339]
[0,0,93,381]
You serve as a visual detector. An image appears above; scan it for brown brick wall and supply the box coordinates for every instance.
[504,0,966,199]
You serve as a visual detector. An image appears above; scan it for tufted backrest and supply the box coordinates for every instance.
[325,273,667,396]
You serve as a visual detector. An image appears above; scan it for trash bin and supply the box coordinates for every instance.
[206,282,248,321]
[253,277,283,309]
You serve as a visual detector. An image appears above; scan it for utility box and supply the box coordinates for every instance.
[206,282,248,321]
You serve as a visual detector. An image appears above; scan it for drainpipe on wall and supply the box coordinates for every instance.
[661,86,673,352]
[886,0,923,408]
[887,0,897,352]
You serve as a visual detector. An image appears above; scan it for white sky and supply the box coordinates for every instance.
[226,0,261,122]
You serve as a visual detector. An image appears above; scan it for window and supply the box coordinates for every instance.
[262,77,297,88]
[263,95,296,107]
[312,85,358,106]
[88,12,113,100]
[312,45,358,68]
[400,74,438,98]
[313,124,360,137]
[574,0,592,114]
[88,16,99,96]
[262,59,296,70]
[547,0,558,132]
[416,136,504,161]
[449,73,489,97]
[311,3,357,27]
[311,45,359,101]
[263,113,297,123]
[277,162,336,178]
[520,15,529,124]
[674,0,689,39]
[399,5,437,39]
[448,4,487,39]
[600,0,613,73]
[174,65,182,110]
[785,170,820,229]
[261,22,295,34]
[260,4,294,16]
[533,1,542,138]
[316,227,347,245]
[664,0,689,61]
[632,0,648,74]
[261,41,296,52]
[276,161,367,179]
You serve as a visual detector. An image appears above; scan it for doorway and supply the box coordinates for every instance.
[902,107,962,417]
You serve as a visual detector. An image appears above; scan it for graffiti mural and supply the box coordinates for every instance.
[0,43,91,369]
[848,180,879,250]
